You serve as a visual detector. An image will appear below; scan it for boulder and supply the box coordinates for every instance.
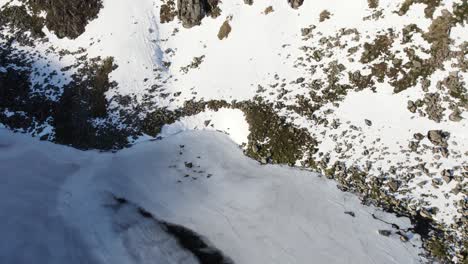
[288,0,304,9]
[427,130,450,147]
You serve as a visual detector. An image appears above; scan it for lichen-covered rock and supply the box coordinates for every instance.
[427,130,450,147]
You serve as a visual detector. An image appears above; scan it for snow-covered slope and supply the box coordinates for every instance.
[1,0,467,261]
[0,128,422,263]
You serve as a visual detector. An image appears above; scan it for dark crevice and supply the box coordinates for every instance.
[113,196,235,264]
[160,222,234,264]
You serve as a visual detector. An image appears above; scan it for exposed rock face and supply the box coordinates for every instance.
[28,0,103,39]
[288,0,304,9]
[177,0,219,28]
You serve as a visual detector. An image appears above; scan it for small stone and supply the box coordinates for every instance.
[264,6,274,14]
[451,185,462,195]
[407,100,417,113]
[442,176,452,184]
[408,141,419,152]
[296,77,305,83]
[449,110,462,122]
[400,235,409,242]
[441,169,452,177]
[417,180,427,187]
[378,230,392,236]
[387,180,399,192]
[251,144,260,153]
[301,27,312,36]
[344,211,355,217]
[413,133,424,141]
[440,147,449,158]
[432,178,443,187]
[419,208,432,219]
[365,119,372,126]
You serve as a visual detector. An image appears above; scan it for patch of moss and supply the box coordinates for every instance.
[398,0,442,18]
[27,0,103,39]
[0,5,45,38]
[53,57,127,149]
[321,61,351,101]
[0,44,54,132]
[390,50,433,93]
[286,95,319,117]
[360,34,394,63]
[349,70,375,90]
[440,73,467,104]
[426,238,449,262]
[402,24,422,44]
[140,99,229,137]
[141,108,178,137]
[240,101,317,166]
[423,10,454,67]
[452,1,468,25]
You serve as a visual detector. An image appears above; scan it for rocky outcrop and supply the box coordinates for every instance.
[0,0,103,39]
[177,0,205,28]
[28,0,103,39]
[177,0,219,28]
[288,0,304,9]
